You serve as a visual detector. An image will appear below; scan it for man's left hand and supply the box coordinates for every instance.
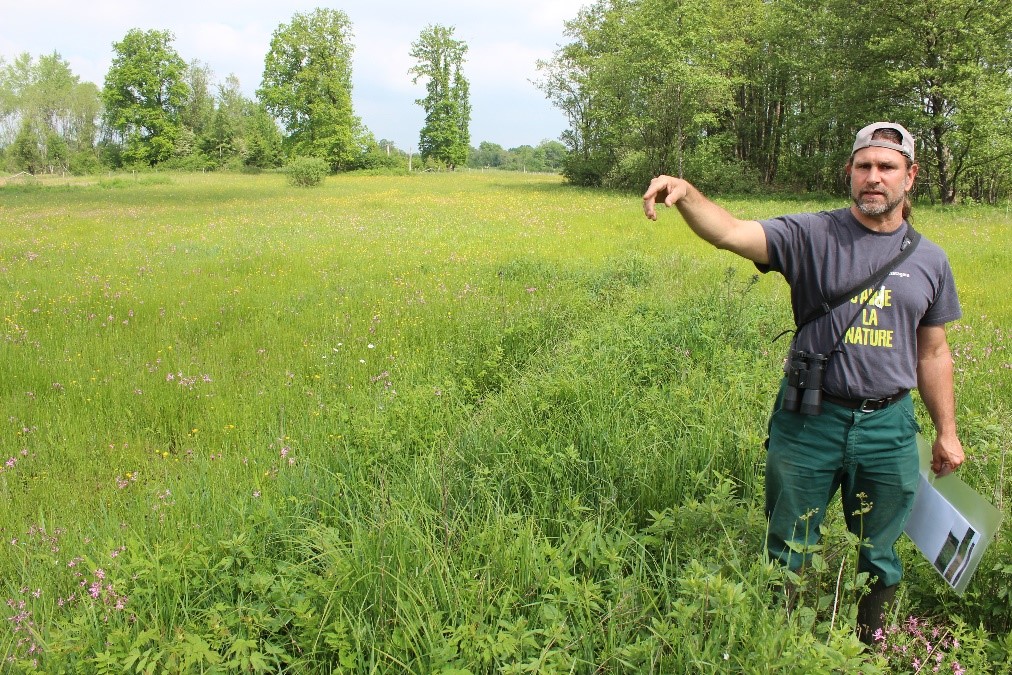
[931,434,965,477]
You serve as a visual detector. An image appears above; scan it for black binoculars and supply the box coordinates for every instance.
[783,350,828,416]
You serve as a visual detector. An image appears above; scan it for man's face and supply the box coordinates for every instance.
[848,146,918,218]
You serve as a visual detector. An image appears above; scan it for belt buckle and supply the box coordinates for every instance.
[858,397,880,412]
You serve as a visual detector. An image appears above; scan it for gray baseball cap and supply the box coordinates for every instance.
[852,122,915,162]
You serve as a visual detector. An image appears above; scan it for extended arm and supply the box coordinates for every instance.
[916,323,964,476]
[643,175,769,265]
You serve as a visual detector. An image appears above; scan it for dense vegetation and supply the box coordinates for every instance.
[6,0,1010,199]
[1,172,1009,672]
[537,0,1012,203]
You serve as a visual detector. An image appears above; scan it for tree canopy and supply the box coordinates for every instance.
[258,8,362,170]
[102,29,189,166]
[1,52,101,174]
[410,25,471,170]
[538,0,1012,203]
[5,1,1012,200]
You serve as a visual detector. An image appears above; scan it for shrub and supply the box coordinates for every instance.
[285,156,330,187]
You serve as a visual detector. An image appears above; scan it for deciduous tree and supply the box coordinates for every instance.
[410,25,470,169]
[1,52,100,173]
[102,29,189,166]
[258,8,361,170]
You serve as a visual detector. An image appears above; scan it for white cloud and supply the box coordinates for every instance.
[176,22,272,90]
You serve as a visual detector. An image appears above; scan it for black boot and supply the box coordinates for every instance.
[856,581,897,645]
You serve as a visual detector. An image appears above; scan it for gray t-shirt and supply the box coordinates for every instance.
[760,208,961,399]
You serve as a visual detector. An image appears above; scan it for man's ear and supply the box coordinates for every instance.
[906,162,919,190]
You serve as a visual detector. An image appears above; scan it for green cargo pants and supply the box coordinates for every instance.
[765,380,921,587]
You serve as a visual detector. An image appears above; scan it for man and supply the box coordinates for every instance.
[642,122,965,643]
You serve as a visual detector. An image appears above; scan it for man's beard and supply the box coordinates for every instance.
[853,189,905,217]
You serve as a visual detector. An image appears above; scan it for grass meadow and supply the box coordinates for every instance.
[1,171,1010,673]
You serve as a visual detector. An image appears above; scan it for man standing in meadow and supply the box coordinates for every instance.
[641,122,965,643]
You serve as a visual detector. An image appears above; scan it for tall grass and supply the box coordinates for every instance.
[1,172,1009,672]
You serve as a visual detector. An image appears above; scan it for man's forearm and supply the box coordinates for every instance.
[642,176,769,263]
[673,183,743,247]
[917,349,958,438]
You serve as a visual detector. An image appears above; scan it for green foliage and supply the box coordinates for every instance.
[284,155,330,186]
[102,29,189,166]
[540,0,1012,201]
[868,614,993,674]
[258,8,362,171]
[8,117,43,173]
[469,140,568,173]
[243,103,285,169]
[0,52,99,174]
[844,0,1012,204]
[410,25,471,170]
[179,60,215,140]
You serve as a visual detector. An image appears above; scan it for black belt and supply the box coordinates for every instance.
[822,390,909,412]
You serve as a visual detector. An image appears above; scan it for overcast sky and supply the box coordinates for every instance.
[0,0,588,150]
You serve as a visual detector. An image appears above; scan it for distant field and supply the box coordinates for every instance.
[2,171,1009,672]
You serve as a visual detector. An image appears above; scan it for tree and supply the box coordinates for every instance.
[200,74,246,166]
[244,103,284,169]
[537,140,568,172]
[9,118,43,173]
[541,0,1012,201]
[258,8,361,170]
[102,29,189,166]
[852,0,1012,204]
[536,2,633,186]
[180,60,216,143]
[1,52,100,173]
[410,25,470,169]
[469,141,507,168]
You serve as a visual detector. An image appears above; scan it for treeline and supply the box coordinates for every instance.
[537,0,1012,204]
[0,8,540,177]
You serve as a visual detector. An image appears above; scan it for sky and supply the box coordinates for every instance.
[0,0,589,151]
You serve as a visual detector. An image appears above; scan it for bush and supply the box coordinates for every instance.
[285,156,330,187]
